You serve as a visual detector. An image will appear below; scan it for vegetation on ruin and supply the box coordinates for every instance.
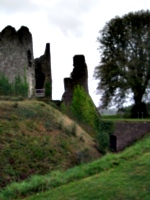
[70,85,100,132]
[60,85,114,153]
[94,10,150,117]
[0,132,150,200]
[0,70,28,97]
[44,82,51,97]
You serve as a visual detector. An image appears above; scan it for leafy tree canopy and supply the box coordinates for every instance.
[94,10,150,114]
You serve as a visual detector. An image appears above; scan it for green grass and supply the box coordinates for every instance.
[0,100,99,190]
[0,133,150,200]
[0,100,150,199]
[28,153,150,200]
[102,114,150,122]
[26,153,150,200]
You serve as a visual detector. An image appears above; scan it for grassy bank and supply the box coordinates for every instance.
[26,152,150,200]
[0,100,100,189]
[0,132,150,199]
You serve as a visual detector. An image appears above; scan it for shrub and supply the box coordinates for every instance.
[96,121,114,154]
[67,85,114,153]
[70,85,100,132]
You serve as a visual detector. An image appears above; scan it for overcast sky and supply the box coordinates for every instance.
[0,0,150,106]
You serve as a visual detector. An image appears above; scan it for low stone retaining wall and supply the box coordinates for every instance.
[113,121,150,151]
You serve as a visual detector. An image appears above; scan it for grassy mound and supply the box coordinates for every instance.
[0,100,100,188]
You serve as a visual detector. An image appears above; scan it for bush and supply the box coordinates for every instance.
[66,85,114,153]
[70,85,100,132]
[96,121,114,154]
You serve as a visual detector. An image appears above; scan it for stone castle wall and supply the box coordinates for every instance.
[35,43,52,99]
[0,26,90,105]
[0,25,35,97]
[62,55,89,105]
[0,26,53,99]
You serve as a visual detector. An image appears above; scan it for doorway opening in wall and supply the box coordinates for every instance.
[35,67,45,97]
[109,135,117,152]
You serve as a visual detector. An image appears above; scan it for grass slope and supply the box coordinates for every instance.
[28,152,150,200]
[25,134,150,200]
[0,100,100,188]
[1,132,150,200]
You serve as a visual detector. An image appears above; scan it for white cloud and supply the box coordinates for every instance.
[44,0,101,37]
[0,0,38,13]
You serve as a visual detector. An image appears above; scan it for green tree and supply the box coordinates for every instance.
[94,10,150,117]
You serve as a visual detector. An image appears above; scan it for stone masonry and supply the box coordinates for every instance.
[0,26,90,105]
[34,43,52,99]
[0,25,52,99]
[62,55,89,105]
[0,25,35,97]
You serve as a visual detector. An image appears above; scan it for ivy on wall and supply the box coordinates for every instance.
[60,85,114,154]
[0,68,28,97]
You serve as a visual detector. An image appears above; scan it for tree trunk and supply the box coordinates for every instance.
[131,93,148,118]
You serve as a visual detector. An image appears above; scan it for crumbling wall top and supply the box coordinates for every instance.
[62,54,89,105]
[17,26,32,44]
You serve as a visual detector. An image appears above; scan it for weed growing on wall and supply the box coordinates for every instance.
[0,74,12,95]
[45,82,51,97]
[0,69,28,97]
[13,75,28,97]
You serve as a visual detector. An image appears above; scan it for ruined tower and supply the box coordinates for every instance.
[0,25,35,97]
[34,43,52,99]
[62,55,89,105]
[0,25,52,99]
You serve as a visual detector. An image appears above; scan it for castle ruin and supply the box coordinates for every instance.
[62,55,89,105]
[34,43,52,99]
[0,26,35,97]
[0,25,89,105]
